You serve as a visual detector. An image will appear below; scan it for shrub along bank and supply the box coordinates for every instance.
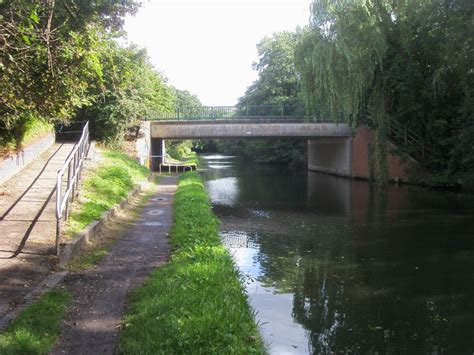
[120,172,265,354]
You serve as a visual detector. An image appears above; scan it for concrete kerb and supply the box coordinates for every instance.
[0,271,69,332]
[57,181,146,269]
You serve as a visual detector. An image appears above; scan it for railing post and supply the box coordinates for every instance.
[55,173,62,255]
[55,217,61,256]
[71,153,77,201]
[65,161,71,220]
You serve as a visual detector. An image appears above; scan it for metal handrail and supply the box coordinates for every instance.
[55,121,90,255]
[149,154,194,174]
[388,118,432,160]
[148,105,331,122]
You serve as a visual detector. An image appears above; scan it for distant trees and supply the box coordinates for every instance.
[217,31,307,165]
[238,31,305,116]
[166,89,204,160]
[296,0,473,185]
[172,89,203,117]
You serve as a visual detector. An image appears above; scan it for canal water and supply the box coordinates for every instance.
[200,154,474,354]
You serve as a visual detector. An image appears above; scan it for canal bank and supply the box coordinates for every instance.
[119,172,265,354]
[201,154,474,354]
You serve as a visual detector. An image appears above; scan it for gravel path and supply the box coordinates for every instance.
[51,175,176,354]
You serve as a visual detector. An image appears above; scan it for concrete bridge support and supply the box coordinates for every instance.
[307,126,411,181]
[307,138,353,177]
[150,139,166,171]
[138,120,410,181]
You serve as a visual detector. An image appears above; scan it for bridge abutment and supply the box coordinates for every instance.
[307,127,411,181]
[307,137,353,177]
[150,138,166,170]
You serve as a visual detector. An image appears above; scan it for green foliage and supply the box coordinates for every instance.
[0,290,71,354]
[166,140,199,166]
[120,172,265,354]
[0,114,53,154]
[172,88,203,117]
[239,31,305,115]
[21,117,53,146]
[217,139,306,165]
[0,1,140,148]
[76,43,175,145]
[218,31,307,165]
[296,0,473,185]
[66,150,149,236]
[0,0,181,148]
[165,90,203,165]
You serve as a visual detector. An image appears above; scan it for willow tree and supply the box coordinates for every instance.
[296,0,400,183]
[296,0,473,185]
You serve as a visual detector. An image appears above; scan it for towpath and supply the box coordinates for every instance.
[0,143,75,320]
[51,175,176,354]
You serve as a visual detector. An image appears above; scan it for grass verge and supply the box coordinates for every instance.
[65,149,150,237]
[0,116,53,158]
[119,172,265,354]
[0,290,71,354]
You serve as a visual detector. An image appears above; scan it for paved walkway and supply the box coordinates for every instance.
[0,143,75,318]
[52,176,176,354]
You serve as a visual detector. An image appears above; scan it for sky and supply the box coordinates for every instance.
[124,0,312,106]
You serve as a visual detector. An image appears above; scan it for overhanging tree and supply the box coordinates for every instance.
[296,0,473,185]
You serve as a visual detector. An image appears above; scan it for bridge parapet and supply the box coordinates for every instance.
[150,105,335,122]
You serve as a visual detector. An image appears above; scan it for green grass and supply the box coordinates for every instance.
[66,150,150,236]
[22,119,53,146]
[0,290,71,354]
[67,249,109,272]
[1,116,53,156]
[119,172,265,354]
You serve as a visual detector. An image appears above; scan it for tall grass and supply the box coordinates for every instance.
[119,172,265,354]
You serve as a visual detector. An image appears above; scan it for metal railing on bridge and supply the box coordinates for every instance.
[149,105,332,122]
[388,118,432,161]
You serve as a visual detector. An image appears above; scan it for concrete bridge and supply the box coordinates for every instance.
[137,106,410,181]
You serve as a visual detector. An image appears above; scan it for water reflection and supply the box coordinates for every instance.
[201,154,474,354]
[222,230,310,354]
[206,177,239,207]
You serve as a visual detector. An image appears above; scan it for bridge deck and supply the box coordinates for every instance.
[149,120,352,139]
